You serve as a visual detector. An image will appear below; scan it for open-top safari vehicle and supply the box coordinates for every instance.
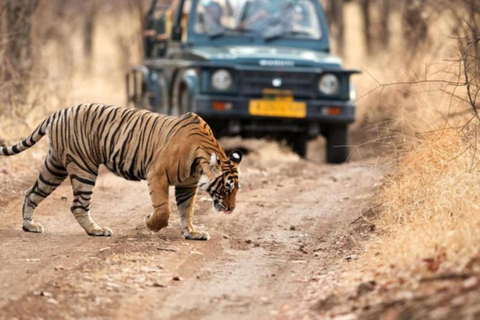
[126,0,360,163]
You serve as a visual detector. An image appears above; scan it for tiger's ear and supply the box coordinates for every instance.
[210,153,219,166]
[229,150,242,164]
[210,153,220,174]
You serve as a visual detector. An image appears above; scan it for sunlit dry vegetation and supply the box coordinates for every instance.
[339,0,480,290]
[0,0,146,141]
[0,0,146,192]
[371,129,480,271]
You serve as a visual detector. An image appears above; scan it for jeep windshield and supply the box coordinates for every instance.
[193,0,322,41]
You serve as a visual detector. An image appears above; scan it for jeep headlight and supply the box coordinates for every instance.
[211,69,233,91]
[318,74,340,95]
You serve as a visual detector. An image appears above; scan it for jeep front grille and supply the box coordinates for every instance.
[239,70,317,98]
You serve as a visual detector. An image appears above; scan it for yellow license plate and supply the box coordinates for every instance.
[249,100,306,118]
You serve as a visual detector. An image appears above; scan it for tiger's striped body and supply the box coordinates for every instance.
[1,104,242,240]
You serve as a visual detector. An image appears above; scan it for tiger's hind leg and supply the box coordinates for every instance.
[68,168,112,237]
[175,185,210,241]
[23,148,68,233]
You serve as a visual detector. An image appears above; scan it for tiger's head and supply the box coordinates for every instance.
[199,150,242,214]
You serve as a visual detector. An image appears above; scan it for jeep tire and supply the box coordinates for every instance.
[287,135,308,158]
[172,85,190,116]
[325,125,349,164]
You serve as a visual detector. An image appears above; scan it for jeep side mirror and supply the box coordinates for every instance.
[171,25,183,41]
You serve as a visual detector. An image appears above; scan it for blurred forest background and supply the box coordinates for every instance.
[0,0,478,142]
[0,0,147,139]
[1,0,480,296]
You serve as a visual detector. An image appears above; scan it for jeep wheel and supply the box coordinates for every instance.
[287,135,308,158]
[152,75,169,114]
[172,86,190,116]
[134,88,151,110]
[326,125,349,164]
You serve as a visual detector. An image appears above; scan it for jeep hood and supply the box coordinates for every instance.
[184,45,342,69]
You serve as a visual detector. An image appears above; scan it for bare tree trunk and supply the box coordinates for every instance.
[362,0,372,54]
[325,0,333,29]
[469,0,479,79]
[128,0,146,58]
[0,0,39,109]
[83,1,98,71]
[4,0,39,81]
[0,3,6,92]
[379,0,391,49]
[326,0,344,55]
[402,0,428,48]
[335,0,344,56]
[0,3,6,37]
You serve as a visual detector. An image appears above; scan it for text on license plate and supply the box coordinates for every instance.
[249,100,306,118]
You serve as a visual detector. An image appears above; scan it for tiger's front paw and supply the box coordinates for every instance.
[145,214,168,232]
[184,231,210,241]
[87,227,113,237]
[22,220,44,233]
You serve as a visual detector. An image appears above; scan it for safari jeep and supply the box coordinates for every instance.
[126,0,360,163]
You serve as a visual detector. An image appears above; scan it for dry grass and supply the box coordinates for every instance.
[340,2,464,162]
[332,2,480,291]
[359,128,480,280]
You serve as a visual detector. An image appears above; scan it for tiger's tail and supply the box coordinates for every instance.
[0,113,55,156]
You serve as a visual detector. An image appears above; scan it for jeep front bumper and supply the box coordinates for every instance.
[195,95,355,122]
[193,94,355,137]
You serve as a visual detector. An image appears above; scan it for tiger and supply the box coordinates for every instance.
[0,103,242,241]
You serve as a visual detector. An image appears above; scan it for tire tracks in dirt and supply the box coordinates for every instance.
[0,154,384,319]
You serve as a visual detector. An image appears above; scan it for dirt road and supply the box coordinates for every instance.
[0,142,384,320]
